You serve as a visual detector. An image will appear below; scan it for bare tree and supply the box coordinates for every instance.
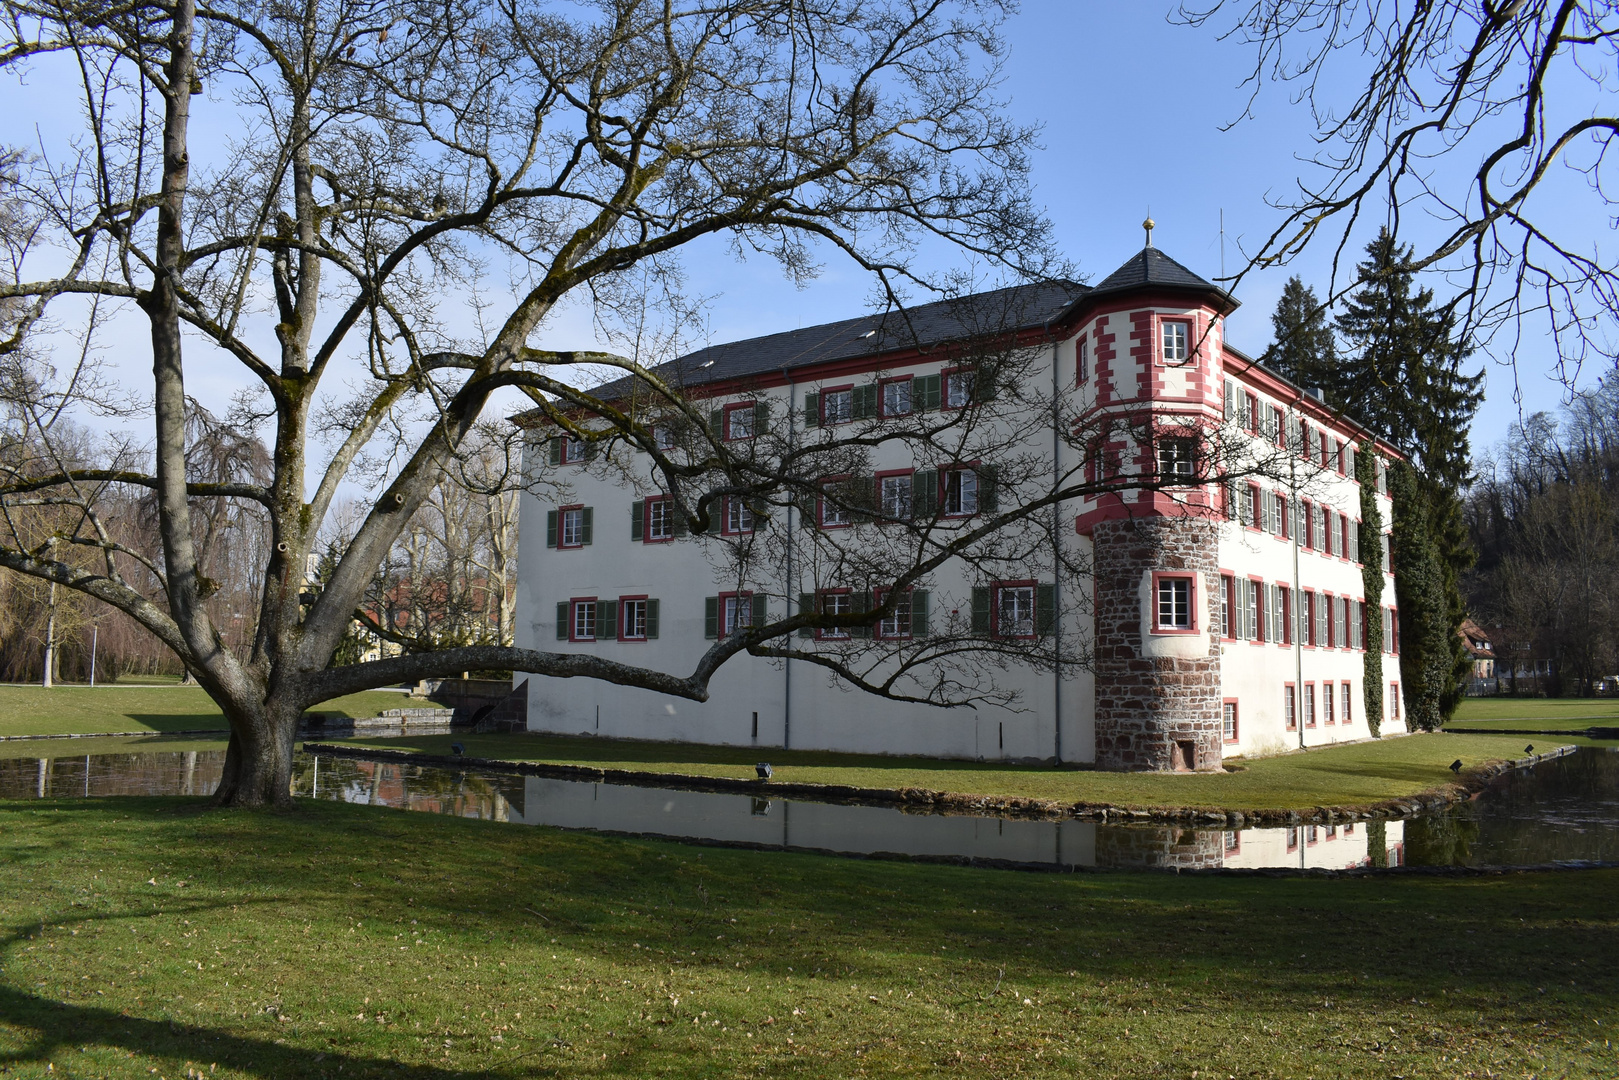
[1180,1,1619,387]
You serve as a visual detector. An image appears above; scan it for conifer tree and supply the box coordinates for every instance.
[1261,276,1336,389]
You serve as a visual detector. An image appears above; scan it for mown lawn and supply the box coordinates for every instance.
[1450,696,1619,726]
[328,729,1591,811]
[0,686,409,739]
[0,797,1613,1079]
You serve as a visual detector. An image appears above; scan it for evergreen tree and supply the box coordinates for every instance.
[1331,230,1484,492]
[1261,276,1337,388]
[1356,439,1385,737]
[1389,462,1458,732]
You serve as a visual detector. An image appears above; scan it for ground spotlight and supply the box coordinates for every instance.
[1525,744,1535,754]
[1449,758,1463,774]
[451,742,465,757]
[755,762,773,780]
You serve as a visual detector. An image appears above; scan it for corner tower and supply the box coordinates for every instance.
[1072,229,1237,771]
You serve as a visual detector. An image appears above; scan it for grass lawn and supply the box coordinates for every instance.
[0,686,409,739]
[0,734,228,761]
[0,797,1613,1079]
[1451,696,1619,726]
[327,729,1589,812]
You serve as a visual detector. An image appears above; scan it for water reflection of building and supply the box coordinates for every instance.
[1221,821,1405,870]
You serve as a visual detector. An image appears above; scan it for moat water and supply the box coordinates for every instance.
[4,743,1617,872]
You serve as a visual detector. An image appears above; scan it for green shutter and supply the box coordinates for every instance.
[751,593,767,629]
[977,464,999,513]
[912,589,930,637]
[850,476,876,523]
[803,392,820,427]
[974,364,997,403]
[549,437,563,466]
[704,597,719,640]
[546,509,558,547]
[852,384,878,419]
[971,587,991,634]
[1036,583,1056,636]
[914,469,938,519]
[631,500,644,541]
[583,438,599,461]
[798,593,815,638]
[672,506,690,537]
[710,407,724,438]
[598,599,617,641]
[556,602,569,640]
[916,374,941,412]
[1223,379,1235,419]
[754,401,770,436]
[580,506,593,545]
[852,590,873,638]
[646,598,660,639]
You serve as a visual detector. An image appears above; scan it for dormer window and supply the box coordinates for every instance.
[1162,320,1190,363]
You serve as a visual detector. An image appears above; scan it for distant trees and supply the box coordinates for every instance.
[1468,383,1619,696]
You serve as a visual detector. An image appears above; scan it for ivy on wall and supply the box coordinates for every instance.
[1356,439,1385,737]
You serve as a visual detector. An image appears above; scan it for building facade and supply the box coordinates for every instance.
[512,242,1407,768]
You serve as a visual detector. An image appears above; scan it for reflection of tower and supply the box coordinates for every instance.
[1096,826,1223,870]
[1092,518,1223,771]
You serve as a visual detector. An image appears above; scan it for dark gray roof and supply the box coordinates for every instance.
[1089,245,1233,305]
[591,280,1086,397]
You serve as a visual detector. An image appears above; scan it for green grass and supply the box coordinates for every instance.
[0,796,1613,1078]
[0,734,229,761]
[1451,696,1619,725]
[327,729,1585,812]
[0,686,410,739]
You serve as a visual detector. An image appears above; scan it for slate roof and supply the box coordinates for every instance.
[586,279,1086,399]
[1088,245,1234,306]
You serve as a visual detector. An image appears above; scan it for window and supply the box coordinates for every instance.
[1323,509,1336,556]
[1246,579,1262,642]
[571,599,597,642]
[1284,683,1297,730]
[881,378,912,418]
[1221,574,1236,639]
[877,590,913,639]
[818,590,852,639]
[1270,405,1285,446]
[820,481,851,528]
[1323,683,1335,725]
[1316,591,1329,646]
[549,435,589,465]
[1313,504,1326,552]
[1304,683,1317,728]
[1224,830,1241,855]
[1302,425,1316,462]
[1077,337,1089,383]
[1271,582,1287,644]
[1333,597,1346,648]
[1157,437,1198,481]
[646,497,675,542]
[879,473,913,521]
[652,425,676,451]
[559,506,587,548]
[724,497,755,535]
[1155,574,1194,632]
[723,593,754,635]
[1390,683,1400,721]
[724,402,756,441]
[1162,320,1189,363]
[1246,393,1260,433]
[1352,600,1364,650]
[1342,682,1353,726]
[620,598,651,641]
[997,584,1036,638]
[944,468,978,516]
[1239,484,1255,528]
[1286,826,1299,852]
[944,368,976,408]
[1222,700,1239,743]
[1278,494,1290,539]
[822,387,854,425]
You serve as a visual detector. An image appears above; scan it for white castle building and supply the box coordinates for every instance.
[512,239,1408,768]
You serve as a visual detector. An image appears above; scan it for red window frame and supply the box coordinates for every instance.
[874,586,914,640]
[991,578,1039,640]
[1151,571,1199,635]
[1390,683,1401,721]
[941,464,981,518]
[618,594,650,642]
[718,590,755,636]
[1323,591,1335,648]
[1284,682,1297,731]
[1272,405,1286,448]
[1303,682,1317,728]
[1159,317,1193,365]
[720,495,755,536]
[874,467,916,522]
[643,495,676,544]
[819,384,855,426]
[1278,586,1293,646]
[817,475,853,530]
[1221,698,1239,744]
[568,596,598,643]
[1299,500,1313,550]
[1323,680,1336,725]
[1246,483,1262,531]
[1220,573,1237,641]
[815,587,852,640]
[1246,392,1260,434]
[1341,681,1353,726]
[941,365,975,409]
[1247,575,1266,643]
[557,504,586,549]
[878,376,914,419]
[1340,516,1351,559]
[560,436,588,464]
[723,401,758,441]
[1278,493,1290,540]
[1076,335,1089,384]
[1286,826,1299,852]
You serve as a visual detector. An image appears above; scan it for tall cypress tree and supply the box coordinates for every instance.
[1261,276,1337,388]
[1388,462,1458,732]
[1356,439,1385,736]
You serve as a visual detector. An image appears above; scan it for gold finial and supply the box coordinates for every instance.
[1144,217,1156,248]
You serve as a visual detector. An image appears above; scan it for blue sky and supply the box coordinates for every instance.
[3,2,1602,459]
